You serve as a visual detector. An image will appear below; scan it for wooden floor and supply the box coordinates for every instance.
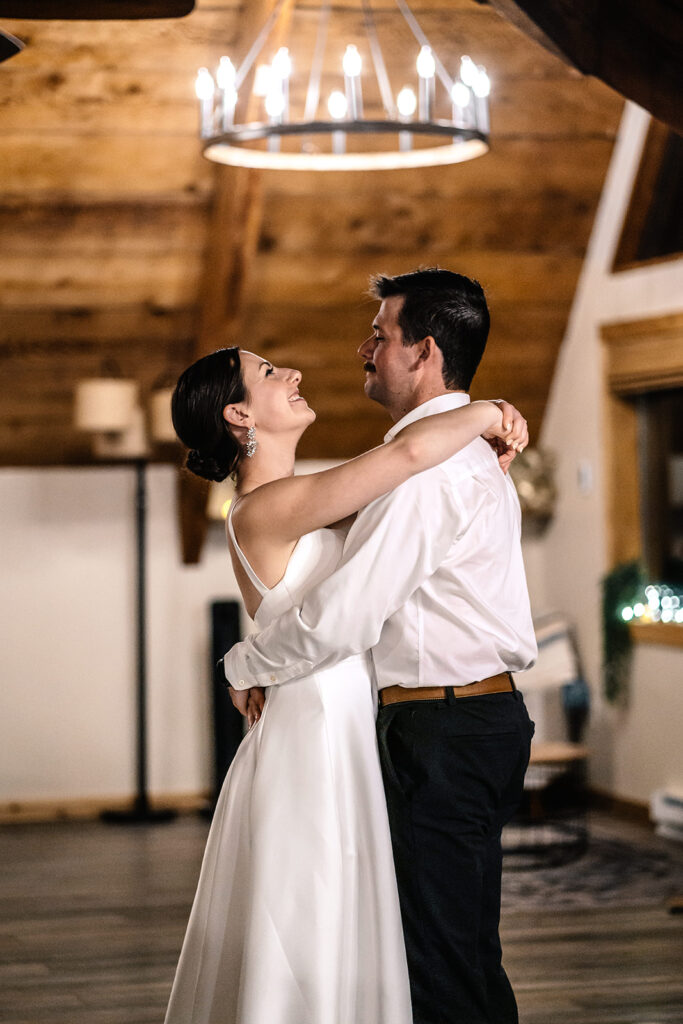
[1,811,681,1024]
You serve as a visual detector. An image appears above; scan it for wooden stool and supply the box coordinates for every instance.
[503,741,590,867]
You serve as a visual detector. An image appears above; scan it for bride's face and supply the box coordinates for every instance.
[233,350,316,438]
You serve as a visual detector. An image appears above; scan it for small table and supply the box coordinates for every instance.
[503,741,589,867]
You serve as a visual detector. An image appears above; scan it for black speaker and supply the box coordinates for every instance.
[210,600,245,807]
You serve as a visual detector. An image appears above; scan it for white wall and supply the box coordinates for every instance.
[0,465,245,803]
[539,103,683,803]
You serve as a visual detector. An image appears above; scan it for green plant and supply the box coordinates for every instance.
[601,561,646,702]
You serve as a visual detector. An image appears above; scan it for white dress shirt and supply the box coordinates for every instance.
[225,393,537,691]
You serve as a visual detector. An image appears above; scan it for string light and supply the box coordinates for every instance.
[622,582,683,627]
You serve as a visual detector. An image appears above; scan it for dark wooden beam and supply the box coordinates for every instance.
[487,0,683,132]
[0,1,194,17]
[0,28,23,62]
[177,467,209,566]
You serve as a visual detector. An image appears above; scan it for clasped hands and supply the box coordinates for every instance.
[485,400,528,474]
[230,685,266,727]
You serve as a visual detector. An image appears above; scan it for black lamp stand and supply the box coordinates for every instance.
[102,460,177,824]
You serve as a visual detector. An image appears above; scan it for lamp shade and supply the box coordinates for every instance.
[92,404,149,460]
[150,386,177,443]
[74,378,139,433]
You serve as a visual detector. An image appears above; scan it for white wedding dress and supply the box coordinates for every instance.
[164,516,412,1024]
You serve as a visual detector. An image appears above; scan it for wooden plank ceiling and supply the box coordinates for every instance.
[0,0,623,465]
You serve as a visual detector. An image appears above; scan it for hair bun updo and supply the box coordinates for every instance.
[171,347,247,482]
[186,447,231,483]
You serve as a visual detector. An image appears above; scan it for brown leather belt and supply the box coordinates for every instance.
[378,672,514,708]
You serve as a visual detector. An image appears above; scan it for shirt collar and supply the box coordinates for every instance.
[384,392,470,443]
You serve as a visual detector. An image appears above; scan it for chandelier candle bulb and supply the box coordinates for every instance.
[272,47,292,119]
[328,90,348,154]
[216,56,237,130]
[272,46,292,79]
[459,55,478,88]
[451,80,472,130]
[416,45,435,121]
[253,64,272,97]
[195,67,215,137]
[342,45,363,119]
[397,86,416,151]
[265,83,286,152]
[472,65,490,134]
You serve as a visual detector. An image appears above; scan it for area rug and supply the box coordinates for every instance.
[501,836,683,910]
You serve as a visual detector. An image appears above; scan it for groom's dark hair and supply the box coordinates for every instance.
[370,267,490,391]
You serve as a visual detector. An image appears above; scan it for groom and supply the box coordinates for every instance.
[225,268,537,1024]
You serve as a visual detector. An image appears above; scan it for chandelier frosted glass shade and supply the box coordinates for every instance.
[195,0,491,172]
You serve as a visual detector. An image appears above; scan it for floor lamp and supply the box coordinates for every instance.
[75,380,177,824]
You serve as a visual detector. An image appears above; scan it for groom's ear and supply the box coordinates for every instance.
[414,335,437,364]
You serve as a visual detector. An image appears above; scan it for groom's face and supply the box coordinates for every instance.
[358,295,417,416]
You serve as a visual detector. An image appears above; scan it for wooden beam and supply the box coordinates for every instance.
[237,250,584,308]
[0,1,194,18]
[256,138,617,200]
[256,189,602,260]
[487,0,683,132]
[0,137,615,200]
[0,252,202,308]
[0,136,213,199]
[0,305,196,343]
[177,466,209,565]
[196,167,264,355]
[0,200,209,253]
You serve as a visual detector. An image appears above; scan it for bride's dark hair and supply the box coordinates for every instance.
[171,347,247,482]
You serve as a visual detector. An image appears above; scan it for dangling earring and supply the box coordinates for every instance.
[245,425,258,458]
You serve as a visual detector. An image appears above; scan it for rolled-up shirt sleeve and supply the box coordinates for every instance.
[224,467,465,689]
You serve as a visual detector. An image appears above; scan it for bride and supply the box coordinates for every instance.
[164,346,527,1024]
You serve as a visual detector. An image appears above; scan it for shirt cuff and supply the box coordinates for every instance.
[223,647,250,690]
[223,645,309,689]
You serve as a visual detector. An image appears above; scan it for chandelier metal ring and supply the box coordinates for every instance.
[195,0,492,172]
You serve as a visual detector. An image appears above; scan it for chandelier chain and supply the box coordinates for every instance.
[234,0,290,91]
[303,0,332,122]
[393,0,454,93]
[362,0,397,118]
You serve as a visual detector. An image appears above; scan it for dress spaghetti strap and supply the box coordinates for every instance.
[227,499,269,596]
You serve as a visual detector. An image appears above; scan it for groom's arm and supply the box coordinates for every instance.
[224,466,466,690]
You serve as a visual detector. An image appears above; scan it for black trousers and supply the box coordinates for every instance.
[377,688,534,1024]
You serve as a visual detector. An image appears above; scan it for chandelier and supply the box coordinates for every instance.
[194,0,491,172]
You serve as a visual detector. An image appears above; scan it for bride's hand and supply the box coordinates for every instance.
[229,685,265,727]
[247,687,266,727]
[229,685,250,718]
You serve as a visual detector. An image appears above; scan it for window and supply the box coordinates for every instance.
[638,389,683,583]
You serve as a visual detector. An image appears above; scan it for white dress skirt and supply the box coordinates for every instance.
[164,518,412,1024]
